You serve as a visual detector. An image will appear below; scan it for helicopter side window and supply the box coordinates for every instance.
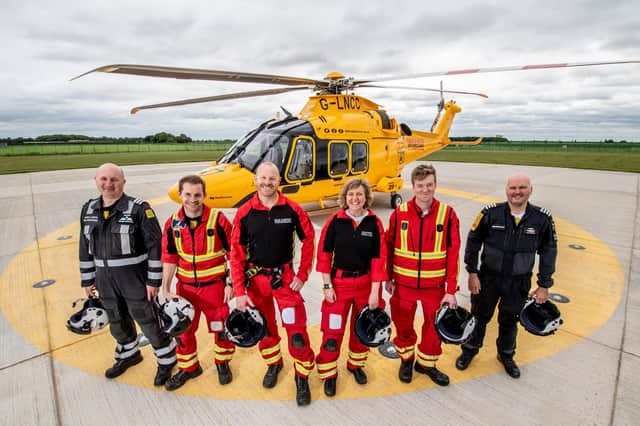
[286,137,314,182]
[351,141,368,174]
[263,135,287,170]
[329,141,349,177]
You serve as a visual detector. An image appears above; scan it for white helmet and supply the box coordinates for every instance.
[354,306,392,347]
[435,305,476,344]
[520,298,563,336]
[159,296,195,337]
[66,298,109,335]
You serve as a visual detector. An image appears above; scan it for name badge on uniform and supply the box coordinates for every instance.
[361,231,373,237]
[118,215,134,224]
[524,227,537,235]
[491,224,505,230]
[273,218,292,224]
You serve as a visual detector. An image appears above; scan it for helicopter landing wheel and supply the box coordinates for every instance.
[390,193,402,209]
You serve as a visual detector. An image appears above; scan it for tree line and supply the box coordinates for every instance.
[0,133,235,145]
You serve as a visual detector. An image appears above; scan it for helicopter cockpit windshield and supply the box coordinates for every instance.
[218,118,312,173]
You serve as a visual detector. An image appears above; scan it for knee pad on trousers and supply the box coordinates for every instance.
[291,333,306,349]
[323,338,338,352]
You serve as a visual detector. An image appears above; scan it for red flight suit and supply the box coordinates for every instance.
[230,192,315,378]
[161,205,235,373]
[386,197,460,368]
[315,208,387,380]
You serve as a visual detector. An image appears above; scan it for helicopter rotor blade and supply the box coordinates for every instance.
[359,84,488,98]
[356,60,640,84]
[71,64,320,86]
[130,86,311,114]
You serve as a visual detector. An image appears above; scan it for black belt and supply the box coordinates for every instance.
[181,277,224,288]
[331,268,370,278]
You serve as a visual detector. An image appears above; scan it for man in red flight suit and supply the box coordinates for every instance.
[161,175,235,391]
[230,162,316,406]
[385,164,460,386]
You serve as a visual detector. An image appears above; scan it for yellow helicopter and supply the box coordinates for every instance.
[72,60,638,208]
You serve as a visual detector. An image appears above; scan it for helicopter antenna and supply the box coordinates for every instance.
[430,80,445,132]
[280,106,293,118]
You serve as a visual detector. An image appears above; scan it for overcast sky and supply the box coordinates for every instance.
[1,0,639,141]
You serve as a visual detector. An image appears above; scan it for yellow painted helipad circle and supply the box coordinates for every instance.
[0,189,624,400]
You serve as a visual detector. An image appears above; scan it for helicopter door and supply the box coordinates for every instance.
[350,141,368,175]
[285,136,315,184]
[328,141,350,179]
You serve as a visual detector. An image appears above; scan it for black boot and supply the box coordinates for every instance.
[455,350,477,371]
[216,362,233,385]
[154,361,176,386]
[324,377,336,397]
[399,360,413,383]
[348,367,368,385]
[262,363,283,389]
[164,366,203,391]
[105,352,143,379]
[415,363,450,386]
[497,354,521,378]
[295,375,311,406]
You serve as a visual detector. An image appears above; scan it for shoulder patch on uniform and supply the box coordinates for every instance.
[481,203,497,212]
[470,212,484,231]
[145,209,155,219]
[537,206,552,216]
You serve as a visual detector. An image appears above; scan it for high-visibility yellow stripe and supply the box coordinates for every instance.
[318,369,337,379]
[317,361,337,371]
[206,210,219,254]
[348,350,368,360]
[263,353,282,364]
[393,265,446,278]
[215,353,234,362]
[214,344,235,355]
[178,357,199,369]
[177,264,226,278]
[434,203,447,251]
[177,352,197,361]
[178,251,226,263]
[394,249,446,260]
[261,344,281,356]
[294,361,314,376]
[173,210,225,263]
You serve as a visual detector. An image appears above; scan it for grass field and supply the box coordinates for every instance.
[0,151,227,174]
[1,142,639,174]
[425,149,640,173]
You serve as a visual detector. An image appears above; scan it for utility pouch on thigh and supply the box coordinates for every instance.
[270,267,283,290]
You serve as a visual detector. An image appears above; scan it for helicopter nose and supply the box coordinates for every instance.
[168,182,180,204]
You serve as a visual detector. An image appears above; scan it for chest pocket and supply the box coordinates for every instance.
[82,222,97,255]
[110,222,136,256]
[516,227,538,252]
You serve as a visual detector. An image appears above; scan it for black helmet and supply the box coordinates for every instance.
[225,307,266,348]
[158,296,194,337]
[435,304,476,344]
[354,306,392,347]
[520,298,563,336]
[66,297,109,335]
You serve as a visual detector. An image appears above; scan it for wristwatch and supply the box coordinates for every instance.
[323,283,333,290]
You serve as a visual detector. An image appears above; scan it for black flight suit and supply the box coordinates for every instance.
[79,194,176,366]
[463,202,557,357]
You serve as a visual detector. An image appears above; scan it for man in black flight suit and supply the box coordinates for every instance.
[79,163,176,385]
[456,173,557,378]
